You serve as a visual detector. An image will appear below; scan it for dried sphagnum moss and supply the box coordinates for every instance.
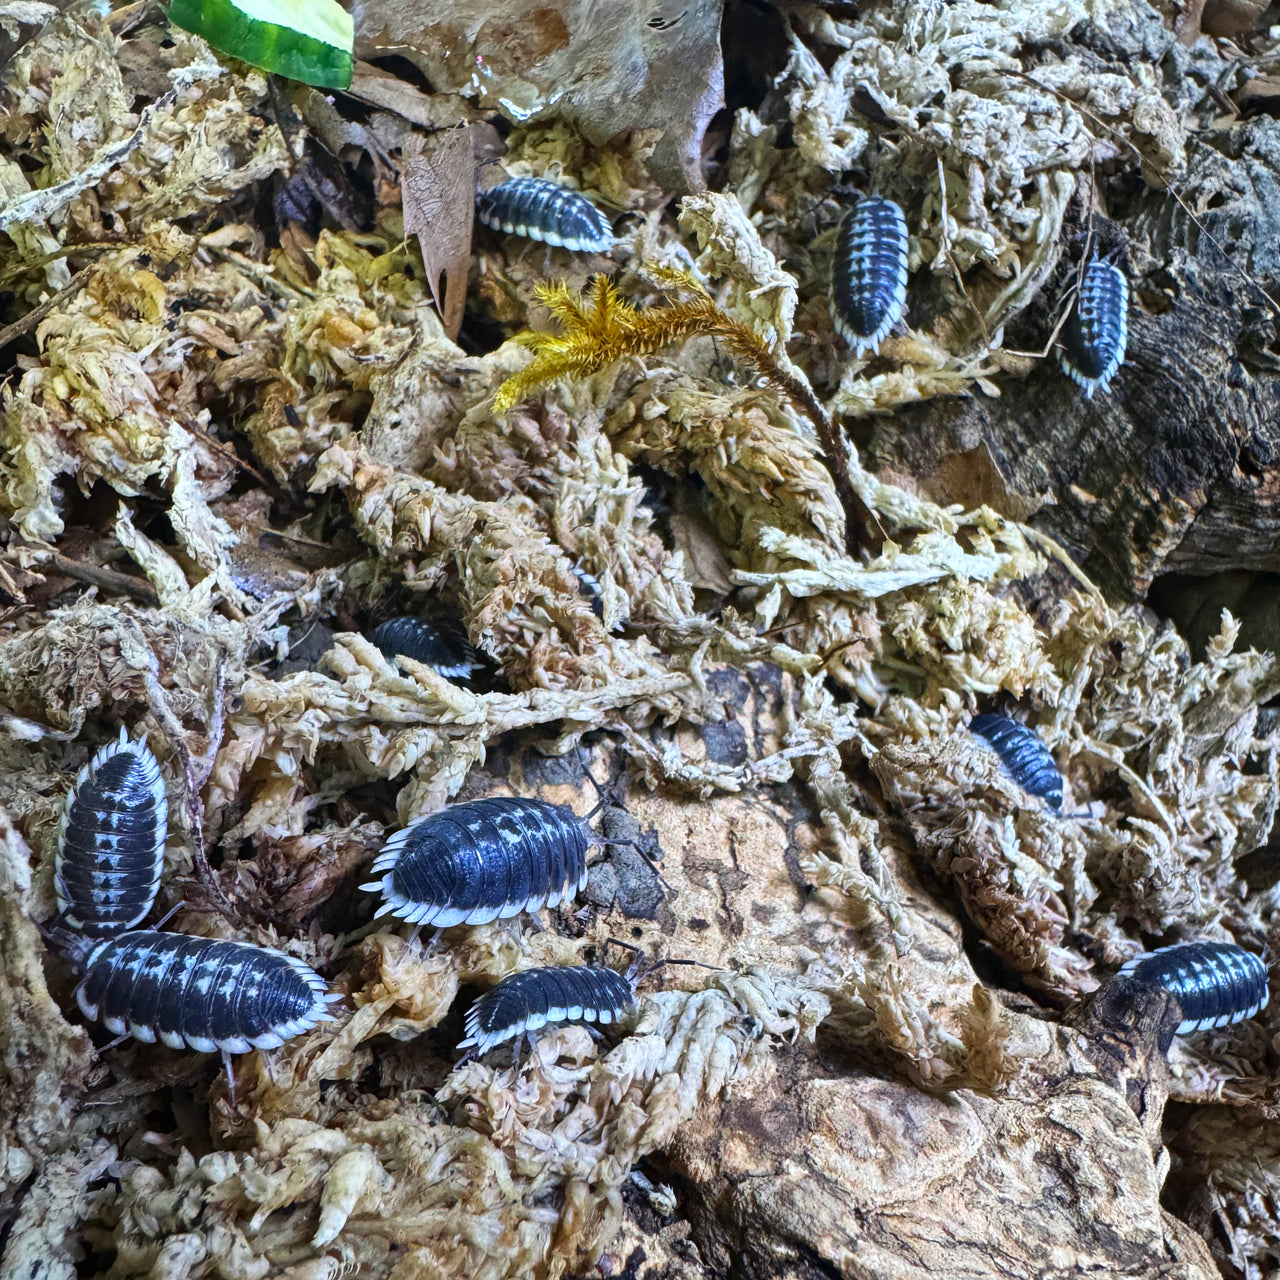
[0,4,1277,1278]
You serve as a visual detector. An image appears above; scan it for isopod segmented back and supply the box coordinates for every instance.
[1119,941,1268,1034]
[362,796,592,928]
[76,930,339,1055]
[830,196,909,356]
[1059,257,1128,398]
[370,616,479,682]
[476,177,613,253]
[458,963,636,1056]
[55,727,167,936]
[970,713,1064,811]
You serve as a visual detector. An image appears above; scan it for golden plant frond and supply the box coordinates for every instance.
[492,270,827,430]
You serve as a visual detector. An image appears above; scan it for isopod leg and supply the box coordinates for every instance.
[223,1050,237,1105]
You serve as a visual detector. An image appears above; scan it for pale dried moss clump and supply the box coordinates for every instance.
[0,4,1278,1279]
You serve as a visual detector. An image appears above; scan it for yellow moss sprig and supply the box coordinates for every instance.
[492,267,829,431]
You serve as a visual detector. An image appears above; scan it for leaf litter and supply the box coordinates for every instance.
[0,1,1278,1277]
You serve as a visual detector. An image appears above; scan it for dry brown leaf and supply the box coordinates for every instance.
[401,127,475,341]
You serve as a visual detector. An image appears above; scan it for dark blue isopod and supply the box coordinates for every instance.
[457,963,636,1056]
[1119,942,1269,1034]
[75,930,339,1059]
[476,178,613,253]
[55,728,167,936]
[361,796,593,928]
[571,563,605,619]
[370,617,479,682]
[970,713,1063,810]
[831,196,909,356]
[1059,257,1128,398]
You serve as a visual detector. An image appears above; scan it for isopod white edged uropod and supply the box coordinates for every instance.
[362,796,592,928]
[1118,941,1269,1035]
[1059,256,1128,398]
[75,930,340,1056]
[55,727,167,936]
[475,177,613,253]
[970,713,1064,811]
[457,963,636,1057]
[830,196,909,356]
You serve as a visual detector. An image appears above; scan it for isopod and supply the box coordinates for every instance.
[970,713,1063,811]
[1059,256,1128,398]
[571,563,605,619]
[55,728,167,936]
[1118,941,1268,1034]
[370,616,479,682]
[75,930,339,1059]
[830,196,909,356]
[362,796,592,927]
[475,177,613,253]
[457,963,636,1056]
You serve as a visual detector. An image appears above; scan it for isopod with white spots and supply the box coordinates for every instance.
[476,177,613,253]
[1118,941,1268,1035]
[55,727,167,936]
[457,963,636,1057]
[74,930,339,1060]
[1059,256,1128,398]
[362,796,592,928]
[830,196,909,356]
[369,616,479,682]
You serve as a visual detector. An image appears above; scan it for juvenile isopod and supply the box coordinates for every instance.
[830,196,909,356]
[362,796,593,927]
[475,177,613,253]
[1118,941,1268,1034]
[55,728,167,937]
[457,963,636,1057]
[370,616,480,683]
[970,713,1063,810]
[1058,256,1128,398]
[570,563,605,619]
[74,930,340,1065]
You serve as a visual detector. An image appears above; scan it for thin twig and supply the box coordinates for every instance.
[43,550,161,607]
[0,266,94,349]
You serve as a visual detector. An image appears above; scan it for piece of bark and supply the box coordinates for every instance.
[660,1028,1215,1280]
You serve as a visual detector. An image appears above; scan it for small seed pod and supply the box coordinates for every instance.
[370,617,479,682]
[457,963,636,1056]
[55,728,167,937]
[1059,257,1128,398]
[475,177,613,253]
[830,196,909,356]
[75,930,339,1055]
[970,713,1063,810]
[1119,942,1268,1034]
[362,796,592,927]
